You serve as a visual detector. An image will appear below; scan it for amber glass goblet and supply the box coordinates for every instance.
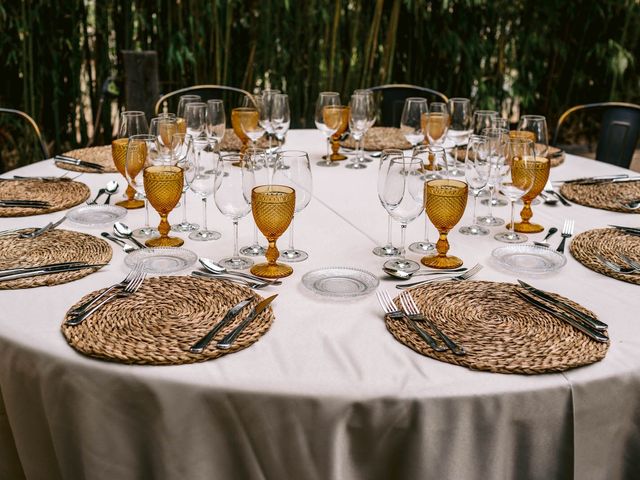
[323,106,349,161]
[250,185,296,279]
[513,156,550,233]
[112,138,144,209]
[143,165,184,247]
[421,179,468,269]
[231,107,259,154]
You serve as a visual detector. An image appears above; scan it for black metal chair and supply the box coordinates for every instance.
[368,84,449,127]
[154,85,256,123]
[0,108,49,172]
[553,102,640,169]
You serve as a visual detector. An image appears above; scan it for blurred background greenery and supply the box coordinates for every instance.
[0,0,638,167]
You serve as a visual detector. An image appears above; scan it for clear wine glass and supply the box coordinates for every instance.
[188,137,222,241]
[382,156,425,274]
[353,89,376,162]
[271,93,291,149]
[124,134,160,238]
[447,98,472,146]
[176,95,201,134]
[184,102,208,140]
[239,148,270,256]
[170,133,199,232]
[517,115,549,157]
[477,127,509,226]
[459,135,491,235]
[150,116,178,160]
[206,99,226,149]
[272,150,313,262]
[400,97,428,152]
[373,149,402,257]
[347,93,370,170]
[258,89,281,158]
[314,92,341,167]
[492,117,510,130]
[472,110,498,135]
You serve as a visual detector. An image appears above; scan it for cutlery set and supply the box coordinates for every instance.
[192,258,282,289]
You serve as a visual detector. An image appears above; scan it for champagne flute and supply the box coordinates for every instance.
[239,148,270,256]
[231,107,260,153]
[176,94,201,134]
[214,154,255,270]
[171,133,199,232]
[517,115,549,158]
[347,93,370,169]
[207,99,226,149]
[447,98,472,146]
[459,135,491,236]
[382,156,425,274]
[477,127,509,225]
[272,93,291,148]
[113,111,148,209]
[272,150,313,262]
[373,149,402,257]
[421,179,469,269]
[472,110,498,135]
[250,185,296,279]
[400,98,428,152]
[188,138,222,241]
[494,138,536,243]
[314,92,341,167]
[409,145,443,255]
[124,134,159,238]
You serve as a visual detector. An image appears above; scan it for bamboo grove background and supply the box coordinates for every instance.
[0,0,639,164]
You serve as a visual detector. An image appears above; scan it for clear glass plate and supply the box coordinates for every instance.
[125,248,198,274]
[491,245,567,274]
[302,267,379,298]
[67,205,127,226]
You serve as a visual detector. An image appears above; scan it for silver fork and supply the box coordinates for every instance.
[595,253,639,275]
[375,290,446,352]
[400,291,465,355]
[555,219,574,254]
[396,264,483,290]
[66,270,146,326]
[18,215,67,239]
[619,254,640,271]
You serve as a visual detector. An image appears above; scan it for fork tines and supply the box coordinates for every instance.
[376,289,397,315]
[562,219,575,235]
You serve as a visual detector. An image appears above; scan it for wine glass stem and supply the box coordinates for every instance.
[472,192,479,225]
[181,192,188,223]
[423,214,429,243]
[357,136,364,163]
[326,138,331,161]
[386,214,393,247]
[253,222,259,244]
[400,223,407,257]
[288,215,296,250]
[202,197,208,231]
[488,186,495,217]
[509,200,515,233]
[233,220,240,257]
[144,200,150,228]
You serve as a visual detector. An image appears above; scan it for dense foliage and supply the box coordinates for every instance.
[0,0,638,162]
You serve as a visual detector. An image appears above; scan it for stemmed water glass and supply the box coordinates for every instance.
[400,98,428,152]
[494,138,536,243]
[492,117,510,130]
[271,93,291,148]
[447,98,472,146]
[170,133,199,232]
[459,136,491,236]
[188,138,222,241]
[143,160,185,247]
[477,127,508,226]
[273,150,313,262]
[112,111,148,209]
[124,134,160,238]
[176,95,201,134]
[207,99,225,149]
[258,89,281,156]
[347,93,371,169]
[382,156,425,274]
[214,154,255,270]
[150,116,178,160]
[353,89,376,162]
[373,149,402,257]
[239,148,270,256]
[472,110,498,135]
[238,107,265,149]
[314,92,341,167]
[517,115,549,157]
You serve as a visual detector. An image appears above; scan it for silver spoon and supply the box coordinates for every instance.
[113,222,147,249]
[199,258,282,285]
[102,181,119,204]
[533,227,558,248]
[87,181,117,205]
[622,198,640,210]
[383,266,467,280]
[101,232,136,253]
[539,191,558,206]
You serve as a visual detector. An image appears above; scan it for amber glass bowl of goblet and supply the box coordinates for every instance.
[421,179,468,269]
[231,107,258,154]
[250,185,296,279]
[112,138,144,209]
[323,106,349,161]
[143,165,184,247]
[512,156,550,233]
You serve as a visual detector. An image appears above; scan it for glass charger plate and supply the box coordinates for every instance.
[302,267,379,298]
[491,245,567,274]
[125,247,198,274]
[67,205,127,226]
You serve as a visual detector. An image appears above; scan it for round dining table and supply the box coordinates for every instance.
[0,130,639,480]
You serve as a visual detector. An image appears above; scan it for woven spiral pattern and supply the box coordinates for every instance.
[56,145,118,173]
[385,281,608,374]
[218,129,271,151]
[0,229,111,289]
[560,180,640,213]
[61,276,275,365]
[0,179,89,217]
[570,228,640,285]
[341,127,412,151]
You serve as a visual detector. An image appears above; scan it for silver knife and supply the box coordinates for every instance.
[55,156,104,171]
[556,174,628,184]
[0,263,107,282]
[517,280,607,331]
[216,295,278,350]
[515,290,609,343]
[0,261,86,277]
[189,297,254,353]
[576,177,640,186]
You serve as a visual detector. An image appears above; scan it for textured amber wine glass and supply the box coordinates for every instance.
[512,155,550,233]
[421,179,469,269]
[231,107,258,154]
[112,138,143,209]
[324,106,350,161]
[143,165,185,247]
[250,185,296,279]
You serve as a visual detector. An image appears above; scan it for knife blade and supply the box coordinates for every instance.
[55,156,104,171]
[0,261,86,277]
[610,224,640,234]
[0,202,50,209]
[517,280,607,331]
[9,175,72,182]
[555,174,628,184]
[216,294,278,350]
[189,297,254,353]
[515,290,609,343]
[575,177,640,186]
[0,263,107,282]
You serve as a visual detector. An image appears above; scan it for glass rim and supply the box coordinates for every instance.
[178,94,202,100]
[474,110,499,116]
[520,114,546,121]
[448,97,471,103]
[207,99,224,105]
[252,184,295,194]
[121,110,145,117]
[405,97,427,103]
[276,149,310,158]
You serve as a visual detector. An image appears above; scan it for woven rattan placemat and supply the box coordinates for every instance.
[570,228,640,285]
[0,229,111,289]
[560,180,640,213]
[341,127,412,151]
[385,281,608,374]
[56,145,117,173]
[0,179,89,217]
[219,129,271,151]
[61,276,275,365]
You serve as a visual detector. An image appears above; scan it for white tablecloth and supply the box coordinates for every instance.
[1,130,639,480]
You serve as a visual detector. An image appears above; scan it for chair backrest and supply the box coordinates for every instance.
[368,84,449,127]
[553,102,640,169]
[0,108,49,172]
[154,85,257,125]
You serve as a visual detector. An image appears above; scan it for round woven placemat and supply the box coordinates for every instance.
[385,281,608,374]
[61,276,275,365]
[0,229,111,289]
[56,145,117,173]
[341,127,412,151]
[570,228,640,285]
[218,129,271,151]
[560,180,640,213]
[0,179,89,217]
